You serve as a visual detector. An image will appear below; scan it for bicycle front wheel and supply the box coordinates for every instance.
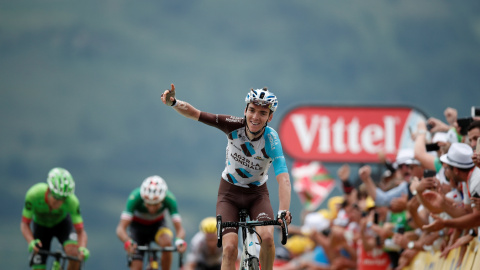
[247,257,260,270]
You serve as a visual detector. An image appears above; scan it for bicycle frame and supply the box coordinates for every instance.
[29,249,82,270]
[216,209,288,270]
[135,245,183,270]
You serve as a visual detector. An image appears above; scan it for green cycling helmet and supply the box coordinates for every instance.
[47,167,75,199]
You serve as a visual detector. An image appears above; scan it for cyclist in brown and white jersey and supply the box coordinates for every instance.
[161,84,292,270]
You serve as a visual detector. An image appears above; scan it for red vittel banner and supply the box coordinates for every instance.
[278,106,428,163]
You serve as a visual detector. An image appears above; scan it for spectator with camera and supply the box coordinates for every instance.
[422,143,480,232]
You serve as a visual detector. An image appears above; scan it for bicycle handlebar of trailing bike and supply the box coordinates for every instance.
[29,249,82,267]
[216,211,288,248]
[136,245,183,268]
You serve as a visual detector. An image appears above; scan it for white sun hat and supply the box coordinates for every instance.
[439,142,474,169]
[393,148,421,169]
[432,132,448,143]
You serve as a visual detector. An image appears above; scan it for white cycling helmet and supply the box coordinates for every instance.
[140,175,168,204]
[245,87,278,112]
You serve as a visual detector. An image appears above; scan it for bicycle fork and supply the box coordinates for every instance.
[240,227,259,270]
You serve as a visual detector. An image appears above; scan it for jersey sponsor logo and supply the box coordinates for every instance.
[230,153,262,170]
[256,212,270,220]
[230,142,242,152]
[25,201,32,210]
[267,133,279,150]
[32,254,42,264]
[69,232,78,241]
[272,156,284,162]
[225,116,243,123]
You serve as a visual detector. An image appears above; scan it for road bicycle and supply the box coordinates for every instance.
[29,248,83,270]
[129,245,183,270]
[216,209,288,270]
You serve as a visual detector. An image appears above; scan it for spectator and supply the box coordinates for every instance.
[422,143,480,232]
[359,149,422,208]
[467,120,480,168]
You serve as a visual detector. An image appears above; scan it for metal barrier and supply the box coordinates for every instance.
[402,237,480,270]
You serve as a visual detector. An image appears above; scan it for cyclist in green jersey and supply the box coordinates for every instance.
[116,175,187,270]
[20,167,89,270]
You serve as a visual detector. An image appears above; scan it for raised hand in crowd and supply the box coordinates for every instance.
[426,117,451,133]
[444,107,458,126]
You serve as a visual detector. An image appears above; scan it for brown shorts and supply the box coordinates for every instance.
[216,179,274,235]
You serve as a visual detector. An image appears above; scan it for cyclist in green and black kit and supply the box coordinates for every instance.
[21,167,89,270]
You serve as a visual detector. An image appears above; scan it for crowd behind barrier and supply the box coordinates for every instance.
[273,106,480,270]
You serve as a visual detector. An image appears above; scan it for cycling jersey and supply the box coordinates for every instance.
[186,231,222,268]
[198,112,288,188]
[120,188,181,225]
[22,183,83,229]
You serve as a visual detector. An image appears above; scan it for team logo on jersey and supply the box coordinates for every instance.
[267,133,278,150]
[230,153,262,170]
[69,232,78,241]
[225,116,243,123]
[25,201,32,210]
[254,156,263,161]
[256,212,270,220]
[230,142,242,152]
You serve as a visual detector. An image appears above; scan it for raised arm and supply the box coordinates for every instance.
[161,83,201,121]
[414,121,436,170]
[358,165,377,201]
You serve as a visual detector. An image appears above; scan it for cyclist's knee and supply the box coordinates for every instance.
[222,242,237,257]
[64,244,79,257]
[155,227,173,246]
[258,229,274,245]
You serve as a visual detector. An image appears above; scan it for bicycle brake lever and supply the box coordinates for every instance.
[216,215,222,248]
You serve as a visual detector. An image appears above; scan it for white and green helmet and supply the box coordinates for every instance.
[47,167,75,198]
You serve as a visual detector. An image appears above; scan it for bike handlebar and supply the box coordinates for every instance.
[29,249,82,267]
[216,212,289,248]
[136,245,178,252]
